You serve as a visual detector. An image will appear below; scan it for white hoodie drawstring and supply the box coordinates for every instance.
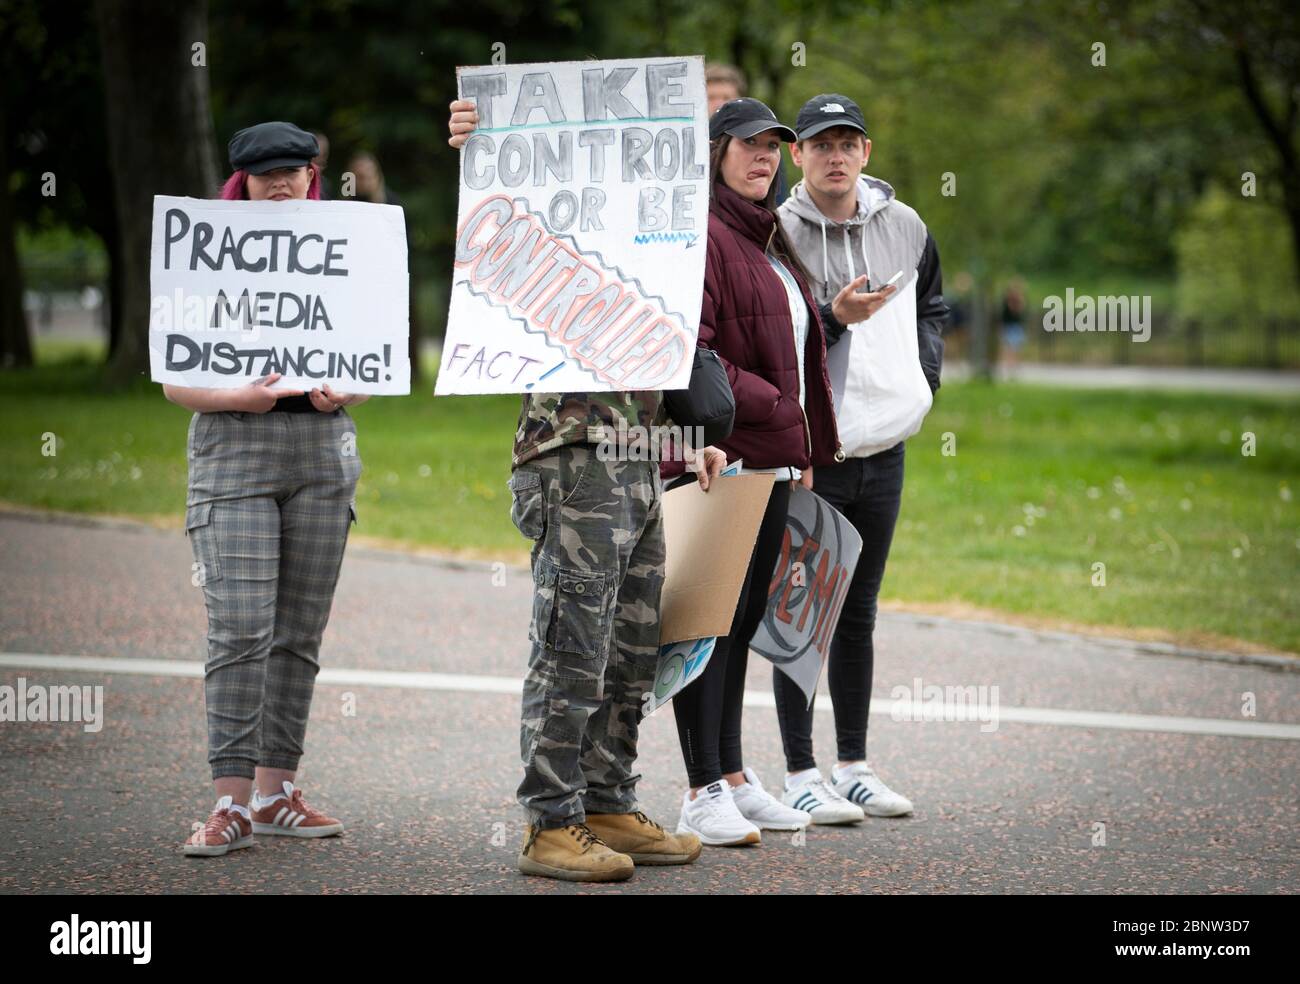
[819,220,829,295]
[860,225,872,288]
[815,181,875,294]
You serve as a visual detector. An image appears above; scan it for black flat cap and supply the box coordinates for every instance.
[709,97,797,143]
[228,121,319,175]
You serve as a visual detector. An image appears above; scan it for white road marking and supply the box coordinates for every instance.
[2,652,1297,741]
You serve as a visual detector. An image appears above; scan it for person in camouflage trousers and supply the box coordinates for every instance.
[506,390,719,881]
[511,394,662,828]
[450,100,723,882]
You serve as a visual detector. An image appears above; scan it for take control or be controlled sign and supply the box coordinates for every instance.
[438,56,710,396]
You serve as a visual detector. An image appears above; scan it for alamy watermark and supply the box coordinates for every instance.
[50,914,150,964]
[890,676,1000,733]
[1042,288,1151,343]
[595,416,708,464]
[150,286,329,340]
[0,677,103,733]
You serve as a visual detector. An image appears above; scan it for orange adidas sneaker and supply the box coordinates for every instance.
[183,795,254,857]
[250,781,343,838]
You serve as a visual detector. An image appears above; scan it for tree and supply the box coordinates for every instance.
[0,97,30,367]
[0,0,109,368]
[1099,0,1300,286]
[94,0,218,387]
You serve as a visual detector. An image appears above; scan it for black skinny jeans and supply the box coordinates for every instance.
[773,443,905,771]
[673,479,791,788]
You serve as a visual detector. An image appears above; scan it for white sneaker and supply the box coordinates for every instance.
[731,767,811,830]
[782,770,864,825]
[832,762,914,817]
[677,781,762,846]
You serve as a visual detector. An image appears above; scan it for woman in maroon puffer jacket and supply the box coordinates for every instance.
[669,98,841,847]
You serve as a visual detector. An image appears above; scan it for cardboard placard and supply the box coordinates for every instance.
[657,472,775,645]
[751,485,864,705]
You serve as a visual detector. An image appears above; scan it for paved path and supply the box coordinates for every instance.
[943,361,1300,396]
[0,512,1296,894]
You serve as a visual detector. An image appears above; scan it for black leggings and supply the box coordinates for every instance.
[673,479,791,787]
[773,446,904,771]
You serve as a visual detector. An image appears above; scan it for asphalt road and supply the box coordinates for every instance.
[0,511,1296,894]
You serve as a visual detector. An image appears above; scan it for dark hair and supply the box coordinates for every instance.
[709,133,814,287]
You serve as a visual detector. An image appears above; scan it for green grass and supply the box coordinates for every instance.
[0,340,524,556]
[888,382,1299,654]
[2,340,1297,653]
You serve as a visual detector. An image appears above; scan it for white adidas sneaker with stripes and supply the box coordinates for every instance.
[832,762,914,817]
[781,772,863,825]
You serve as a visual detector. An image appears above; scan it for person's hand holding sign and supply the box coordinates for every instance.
[447,99,478,149]
[831,274,896,326]
[232,373,303,413]
[307,382,365,413]
[685,445,727,491]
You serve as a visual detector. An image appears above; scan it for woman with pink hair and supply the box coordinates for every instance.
[165,122,369,857]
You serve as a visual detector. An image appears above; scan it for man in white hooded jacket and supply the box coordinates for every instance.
[773,93,948,822]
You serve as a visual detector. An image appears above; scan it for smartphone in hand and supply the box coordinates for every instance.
[866,270,904,293]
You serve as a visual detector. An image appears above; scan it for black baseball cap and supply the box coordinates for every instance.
[228,121,319,175]
[795,94,868,141]
[709,98,797,143]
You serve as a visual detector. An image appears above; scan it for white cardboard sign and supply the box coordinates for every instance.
[437,56,709,395]
[148,196,410,395]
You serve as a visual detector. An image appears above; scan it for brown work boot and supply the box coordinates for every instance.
[584,810,703,865]
[517,822,635,882]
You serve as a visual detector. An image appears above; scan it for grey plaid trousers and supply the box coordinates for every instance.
[185,409,361,781]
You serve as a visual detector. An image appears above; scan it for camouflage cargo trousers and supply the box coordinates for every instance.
[508,443,664,829]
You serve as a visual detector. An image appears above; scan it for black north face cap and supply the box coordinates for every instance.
[795,94,868,141]
[228,121,319,175]
[709,97,797,142]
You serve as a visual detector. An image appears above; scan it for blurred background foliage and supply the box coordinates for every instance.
[2,0,1299,372]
